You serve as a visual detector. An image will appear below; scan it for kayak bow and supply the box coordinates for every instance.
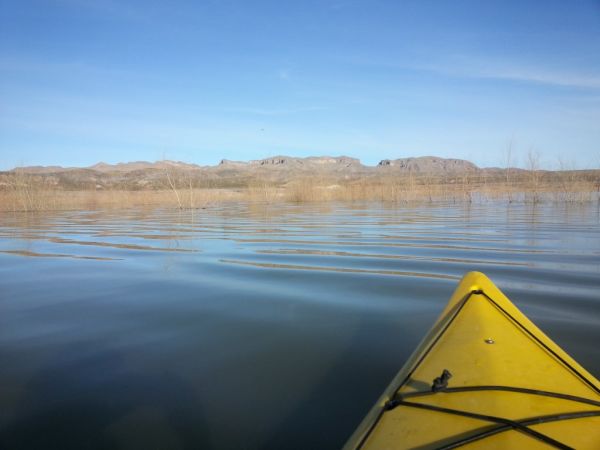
[345,272,600,449]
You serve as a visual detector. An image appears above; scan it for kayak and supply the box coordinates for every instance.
[344,272,600,449]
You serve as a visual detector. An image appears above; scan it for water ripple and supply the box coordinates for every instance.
[219,258,461,280]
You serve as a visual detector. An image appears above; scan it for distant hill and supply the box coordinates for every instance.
[1,155,497,190]
[89,160,202,173]
[11,155,476,173]
[2,155,599,201]
[377,156,478,173]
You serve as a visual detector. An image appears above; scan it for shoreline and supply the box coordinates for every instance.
[1,178,598,212]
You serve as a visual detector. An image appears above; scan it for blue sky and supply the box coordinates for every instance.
[1,0,599,170]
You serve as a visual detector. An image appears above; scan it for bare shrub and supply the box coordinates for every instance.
[526,148,541,203]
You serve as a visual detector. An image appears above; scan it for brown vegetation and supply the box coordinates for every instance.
[1,164,598,212]
[0,188,254,212]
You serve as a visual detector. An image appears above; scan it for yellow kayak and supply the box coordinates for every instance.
[345,272,600,449]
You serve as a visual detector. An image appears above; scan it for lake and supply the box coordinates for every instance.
[1,201,599,449]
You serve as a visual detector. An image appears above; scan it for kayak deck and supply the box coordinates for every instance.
[345,272,600,449]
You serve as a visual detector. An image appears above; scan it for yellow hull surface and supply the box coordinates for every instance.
[345,272,600,450]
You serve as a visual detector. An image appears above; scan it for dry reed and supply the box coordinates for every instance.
[1,169,598,212]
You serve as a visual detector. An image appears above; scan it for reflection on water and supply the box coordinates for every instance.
[0,202,599,449]
[219,258,461,280]
[0,250,122,261]
[47,237,199,253]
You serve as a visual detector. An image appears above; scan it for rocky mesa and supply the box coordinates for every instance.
[3,155,483,190]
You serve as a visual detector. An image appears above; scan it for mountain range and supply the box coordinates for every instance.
[12,155,481,173]
[3,155,522,190]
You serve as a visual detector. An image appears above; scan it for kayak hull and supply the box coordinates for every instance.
[345,272,600,449]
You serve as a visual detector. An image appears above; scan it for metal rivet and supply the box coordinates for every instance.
[484,338,495,344]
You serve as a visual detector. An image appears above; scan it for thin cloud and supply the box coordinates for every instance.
[348,55,600,89]
[477,66,600,89]
[413,59,600,89]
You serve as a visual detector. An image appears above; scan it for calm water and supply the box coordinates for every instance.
[1,201,599,449]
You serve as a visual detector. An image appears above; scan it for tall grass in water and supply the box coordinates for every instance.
[526,149,542,203]
[1,170,59,212]
[247,180,280,203]
[1,170,599,211]
[0,188,247,212]
[286,175,455,204]
[285,177,335,202]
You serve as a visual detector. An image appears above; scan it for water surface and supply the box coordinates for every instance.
[1,201,599,449]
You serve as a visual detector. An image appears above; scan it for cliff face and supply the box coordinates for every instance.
[246,155,362,169]
[4,155,481,189]
[377,157,478,173]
